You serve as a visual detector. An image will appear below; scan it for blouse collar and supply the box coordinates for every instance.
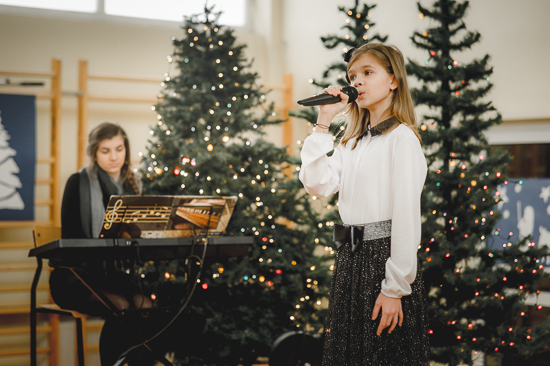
[358,117,399,140]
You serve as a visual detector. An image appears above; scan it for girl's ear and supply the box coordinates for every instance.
[390,75,398,91]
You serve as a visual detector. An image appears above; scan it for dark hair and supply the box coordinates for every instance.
[87,122,139,194]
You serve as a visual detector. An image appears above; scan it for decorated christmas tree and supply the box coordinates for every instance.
[407,0,550,364]
[291,0,388,240]
[138,5,331,365]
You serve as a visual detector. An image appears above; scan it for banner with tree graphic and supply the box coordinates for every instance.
[490,178,550,267]
[0,93,35,221]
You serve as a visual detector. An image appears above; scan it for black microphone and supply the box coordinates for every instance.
[297,86,358,106]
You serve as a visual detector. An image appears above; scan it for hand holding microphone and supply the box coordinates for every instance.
[297,86,358,106]
[298,86,357,133]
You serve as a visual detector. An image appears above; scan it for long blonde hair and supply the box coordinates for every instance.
[341,43,420,148]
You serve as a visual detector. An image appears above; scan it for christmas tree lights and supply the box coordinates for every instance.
[407,1,550,364]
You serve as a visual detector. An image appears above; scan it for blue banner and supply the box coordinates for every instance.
[488,178,550,267]
[0,93,36,221]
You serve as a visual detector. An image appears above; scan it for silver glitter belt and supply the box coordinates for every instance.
[333,220,392,252]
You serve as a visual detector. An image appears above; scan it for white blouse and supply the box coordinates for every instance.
[299,124,427,298]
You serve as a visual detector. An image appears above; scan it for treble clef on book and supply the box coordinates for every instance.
[104,199,123,230]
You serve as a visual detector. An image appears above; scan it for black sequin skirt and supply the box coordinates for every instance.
[322,220,430,366]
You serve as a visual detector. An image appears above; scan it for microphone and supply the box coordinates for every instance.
[297,86,358,106]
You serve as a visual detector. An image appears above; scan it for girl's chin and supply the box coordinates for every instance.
[103,167,121,175]
[356,101,370,109]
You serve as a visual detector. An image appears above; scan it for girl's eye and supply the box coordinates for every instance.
[364,71,372,76]
[349,75,356,81]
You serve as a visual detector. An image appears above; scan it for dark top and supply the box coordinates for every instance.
[61,172,110,239]
[50,171,136,316]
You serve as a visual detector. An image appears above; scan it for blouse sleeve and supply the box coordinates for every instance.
[381,133,427,298]
[299,132,343,198]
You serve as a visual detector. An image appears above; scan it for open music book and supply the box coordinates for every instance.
[99,195,238,238]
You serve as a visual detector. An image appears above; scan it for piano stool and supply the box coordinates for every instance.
[31,226,88,366]
[34,304,88,365]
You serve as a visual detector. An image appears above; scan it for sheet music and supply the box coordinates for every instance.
[100,195,237,239]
